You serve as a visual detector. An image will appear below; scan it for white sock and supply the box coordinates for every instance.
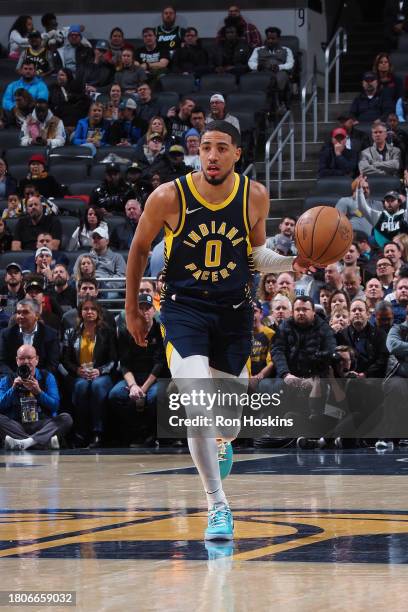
[20,437,35,449]
[188,437,228,509]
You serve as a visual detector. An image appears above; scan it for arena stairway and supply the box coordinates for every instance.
[263,89,358,236]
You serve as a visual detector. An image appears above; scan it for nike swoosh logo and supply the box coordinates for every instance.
[232,300,245,309]
[185,207,202,214]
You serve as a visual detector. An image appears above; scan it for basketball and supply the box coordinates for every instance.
[295,206,353,266]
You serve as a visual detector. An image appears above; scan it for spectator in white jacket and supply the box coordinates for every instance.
[20,99,65,148]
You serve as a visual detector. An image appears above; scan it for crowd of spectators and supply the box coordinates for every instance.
[1,7,408,452]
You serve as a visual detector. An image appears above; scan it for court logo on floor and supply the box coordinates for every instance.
[1,508,408,563]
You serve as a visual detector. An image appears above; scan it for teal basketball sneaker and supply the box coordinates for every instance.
[218,441,233,480]
[205,503,234,541]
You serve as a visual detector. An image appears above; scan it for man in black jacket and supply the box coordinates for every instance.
[89,163,135,215]
[272,296,337,382]
[109,293,169,445]
[171,28,210,78]
[349,72,394,122]
[0,298,60,376]
[338,298,388,377]
[318,127,358,178]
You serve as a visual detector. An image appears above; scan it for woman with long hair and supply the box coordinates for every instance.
[393,233,408,262]
[8,15,33,59]
[74,254,97,284]
[62,298,117,448]
[103,84,123,122]
[256,273,277,316]
[72,102,110,154]
[135,116,170,155]
[372,52,403,103]
[68,206,108,251]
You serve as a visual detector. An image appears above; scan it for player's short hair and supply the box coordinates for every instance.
[201,120,241,147]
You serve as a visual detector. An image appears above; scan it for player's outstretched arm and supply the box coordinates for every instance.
[125,182,178,345]
[248,180,312,273]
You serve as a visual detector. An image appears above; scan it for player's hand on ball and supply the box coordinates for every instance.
[293,256,317,274]
[126,311,148,347]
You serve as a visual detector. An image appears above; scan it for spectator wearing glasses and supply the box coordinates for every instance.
[376,256,395,295]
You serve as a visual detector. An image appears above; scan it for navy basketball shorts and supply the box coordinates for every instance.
[160,293,253,377]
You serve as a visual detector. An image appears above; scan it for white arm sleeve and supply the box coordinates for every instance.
[252,244,295,273]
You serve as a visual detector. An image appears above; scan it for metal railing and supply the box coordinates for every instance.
[265,110,295,199]
[324,27,347,122]
[243,162,257,179]
[301,73,318,162]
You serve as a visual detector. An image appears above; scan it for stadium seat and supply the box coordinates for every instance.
[239,73,272,93]
[161,74,195,94]
[68,181,100,196]
[0,251,33,269]
[5,146,48,166]
[156,91,180,113]
[315,177,352,197]
[62,250,89,268]
[281,35,300,56]
[303,195,341,211]
[48,146,94,162]
[59,216,79,250]
[50,164,89,184]
[0,129,21,153]
[366,176,401,198]
[4,217,19,237]
[89,163,131,181]
[234,111,257,132]
[227,92,267,114]
[94,147,137,163]
[8,163,28,182]
[190,93,211,110]
[390,52,408,71]
[53,198,87,217]
[0,199,8,212]
[200,73,238,94]
[106,215,126,235]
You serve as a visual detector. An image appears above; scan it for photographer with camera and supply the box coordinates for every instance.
[0,344,72,450]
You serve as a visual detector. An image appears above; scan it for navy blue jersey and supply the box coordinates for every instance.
[163,172,254,301]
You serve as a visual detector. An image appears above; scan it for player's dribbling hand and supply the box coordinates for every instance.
[126,311,148,347]
[293,256,317,274]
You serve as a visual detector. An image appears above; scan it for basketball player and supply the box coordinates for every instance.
[126,120,311,540]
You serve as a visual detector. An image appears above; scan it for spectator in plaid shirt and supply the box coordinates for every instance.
[216,5,262,49]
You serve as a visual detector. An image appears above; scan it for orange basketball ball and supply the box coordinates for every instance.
[295,206,353,266]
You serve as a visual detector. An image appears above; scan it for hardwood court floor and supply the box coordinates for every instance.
[1,448,408,611]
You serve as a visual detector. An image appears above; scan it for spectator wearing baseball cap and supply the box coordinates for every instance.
[356,178,408,247]
[75,39,115,94]
[53,25,93,76]
[16,30,53,78]
[89,163,135,215]
[318,126,358,178]
[349,70,394,122]
[108,97,146,147]
[335,113,370,156]
[205,93,241,132]
[18,154,64,199]
[0,264,25,326]
[135,130,168,178]
[108,293,170,447]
